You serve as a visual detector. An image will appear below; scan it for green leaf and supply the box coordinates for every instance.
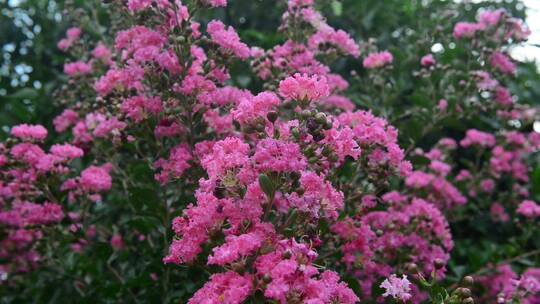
[331,1,342,16]
[258,173,274,199]
[7,88,38,99]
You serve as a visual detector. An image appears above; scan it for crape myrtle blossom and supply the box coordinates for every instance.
[381,274,412,301]
[27,0,539,302]
[421,54,436,67]
[0,124,110,275]
[479,265,540,303]
[57,27,81,51]
[363,50,393,69]
[11,124,47,141]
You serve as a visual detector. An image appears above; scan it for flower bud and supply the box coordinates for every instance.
[406,263,419,273]
[291,127,300,138]
[315,112,327,124]
[323,121,333,130]
[301,110,311,119]
[459,288,472,298]
[462,276,474,287]
[434,258,445,269]
[267,111,278,123]
[262,274,272,283]
[463,297,474,304]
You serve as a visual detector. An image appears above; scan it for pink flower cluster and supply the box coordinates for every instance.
[381,274,412,301]
[363,51,393,69]
[332,196,453,300]
[479,265,540,303]
[454,9,529,41]
[57,27,81,51]
[42,1,538,302]
[0,123,112,275]
[207,20,250,59]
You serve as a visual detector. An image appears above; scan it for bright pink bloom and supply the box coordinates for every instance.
[491,52,516,75]
[53,109,79,132]
[438,99,448,112]
[278,73,330,101]
[517,200,540,218]
[50,144,84,160]
[421,54,436,67]
[63,61,92,76]
[154,145,192,185]
[188,271,252,304]
[380,274,412,301]
[453,22,481,39]
[207,20,250,59]
[11,124,48,141]
[200,138,250,180]
[80,166,112,192]
[479,9,505,27]
[253,139,307,173]
[206,0,227,7]
[308,28,360,57]
[232,92,281,124]
[110,233,124,250]
[363,51,393,69]
[460,129,496,148]
[92,42,112,61]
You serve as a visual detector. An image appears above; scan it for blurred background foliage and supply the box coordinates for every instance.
[1,0,539,303]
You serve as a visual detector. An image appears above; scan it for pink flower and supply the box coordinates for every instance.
[201,137,250,180]
[308,28,360,58]
[66,27,81,40]
[438,99,448,112]
[253,139,307,173]
[479,9,505,27]
[491,52,516,75]
[188,271,252,304]
[363,51,393,69]
[207,232,264,265]
[495,86,513,106]
[11,124,48,141]
[207,20,250,59]
[110,233,124,250]
[517,200,540,218]
[63,61,92,76]
[205,0,227,7]
[57,27,81,51]
[474,71,499,90]
[460,129,496,148]
[121,95,163,122]
[127,0,167,12]
[480,179,495,193]
[232,92,281,124]
[421,54,436,67]
[380,274,412,301]
[453,22,481,39]
[278,73,330,101]
[92,42,112,61]
[154,145,192,185]
[94,64,145,96]
[490,203,510,222]
[80,166,112,192]
[53,109,79,132]
[50,144,84,160]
